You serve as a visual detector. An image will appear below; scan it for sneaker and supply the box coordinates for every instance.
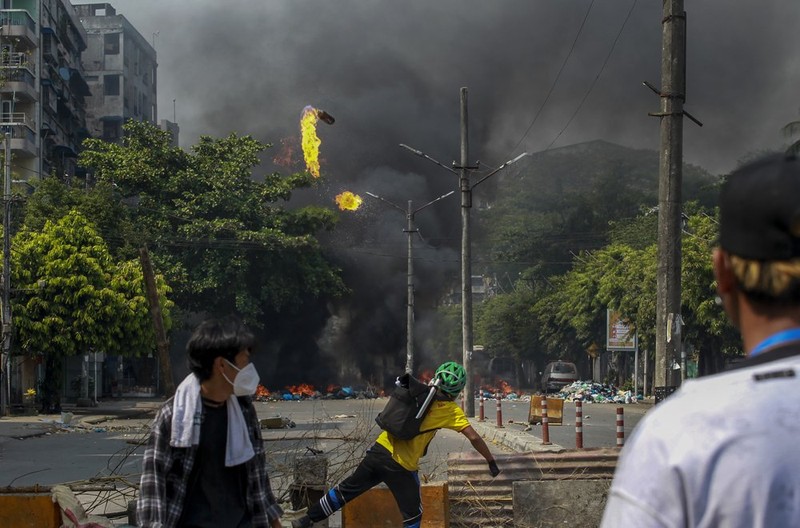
[291,515,313,528]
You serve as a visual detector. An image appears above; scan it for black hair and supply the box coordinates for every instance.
[186,316,256,381]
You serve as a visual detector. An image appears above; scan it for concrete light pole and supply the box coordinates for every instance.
[1,132,11,416]
[365,190,455,374]
[401,87,528,416]
[654,0,686,393]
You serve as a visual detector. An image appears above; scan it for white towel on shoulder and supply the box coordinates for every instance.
[170,373,255,467]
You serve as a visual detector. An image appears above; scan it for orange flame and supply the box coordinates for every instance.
[256,384,271,398]
[326,383,341,394]
[335,191,363,211]
[300,106,321,177]
[286,383,316,397]
[479,379,516,396]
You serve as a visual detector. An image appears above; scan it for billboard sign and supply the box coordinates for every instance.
[606,309,637,351]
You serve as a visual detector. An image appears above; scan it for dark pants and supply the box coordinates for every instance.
[307,444,422,528]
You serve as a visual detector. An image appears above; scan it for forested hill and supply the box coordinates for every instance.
[476,140,720,280]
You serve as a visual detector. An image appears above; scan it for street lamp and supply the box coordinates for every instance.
[401,88,528,416]
[365,190,455,374]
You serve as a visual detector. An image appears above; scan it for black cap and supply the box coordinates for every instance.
[719,153,800,260]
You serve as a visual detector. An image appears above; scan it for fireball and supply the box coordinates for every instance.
[335,191,363,211]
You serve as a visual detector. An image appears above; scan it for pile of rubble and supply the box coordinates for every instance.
[556,381,638,403]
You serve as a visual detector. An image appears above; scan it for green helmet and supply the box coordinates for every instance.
[435,361,467,396]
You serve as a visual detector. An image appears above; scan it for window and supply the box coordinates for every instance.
[103,120,121,141]
[104,33,120,55]
[1,100,12,122]
[104,74,120,96]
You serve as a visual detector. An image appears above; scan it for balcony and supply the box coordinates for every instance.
[0,119,37,158]
[0,10,37,47]
[0,68,38,102]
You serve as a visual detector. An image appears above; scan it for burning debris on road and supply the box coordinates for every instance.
[255,383,382,402]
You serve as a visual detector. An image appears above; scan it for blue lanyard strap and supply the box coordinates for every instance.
[750,328,800,358]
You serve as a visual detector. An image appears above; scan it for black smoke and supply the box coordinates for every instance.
[101,0,800,386]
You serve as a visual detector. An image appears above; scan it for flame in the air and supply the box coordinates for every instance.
[335,191,363,211]
[300,106,321,177]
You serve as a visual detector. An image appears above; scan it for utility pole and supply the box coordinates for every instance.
[365,191,454,374]
[0,133,10,416]
[139,246,175,396]
[406,200,414,373]
[402,87,527,417]
[456,88,479,416]
[654,0,686,392]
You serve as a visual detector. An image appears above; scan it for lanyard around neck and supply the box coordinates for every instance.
[750,328,800,358]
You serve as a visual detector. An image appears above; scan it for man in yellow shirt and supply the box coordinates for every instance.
[292,361,500,528]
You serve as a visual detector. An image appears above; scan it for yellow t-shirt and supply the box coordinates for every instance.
[375,399,470,471]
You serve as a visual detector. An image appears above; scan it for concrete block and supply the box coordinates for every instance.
[342,482,449,527]
[513,479,610,528]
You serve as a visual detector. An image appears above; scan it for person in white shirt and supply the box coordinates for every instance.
[601,153,800,528]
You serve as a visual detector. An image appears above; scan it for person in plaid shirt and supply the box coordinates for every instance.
[136,317,283,527]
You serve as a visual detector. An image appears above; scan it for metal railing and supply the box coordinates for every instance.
[0,52,32,69]
[2,68,35,87]
[0,112,30,126]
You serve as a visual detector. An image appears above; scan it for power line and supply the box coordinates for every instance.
[544,0,639,151]
[506,0,596,158]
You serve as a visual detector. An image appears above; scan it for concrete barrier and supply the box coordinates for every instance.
[513,480,611,528]
[0,493,61,528]
[341,482,449,527]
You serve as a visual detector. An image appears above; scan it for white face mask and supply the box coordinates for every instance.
[223,359,260,396]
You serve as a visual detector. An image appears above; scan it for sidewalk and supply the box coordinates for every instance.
[0,398,161,440]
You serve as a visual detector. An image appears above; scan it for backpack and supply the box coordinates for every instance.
[375,373,439,440]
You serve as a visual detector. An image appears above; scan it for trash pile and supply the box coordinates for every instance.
[254,384,382,402]
[556,381,639,404]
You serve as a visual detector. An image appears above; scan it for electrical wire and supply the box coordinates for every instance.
[506,0,596,158]
[500,0,638,166]
[543,0,639,152]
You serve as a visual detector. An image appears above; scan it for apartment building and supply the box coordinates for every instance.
[0,0,90,185]
[75,2,158,143]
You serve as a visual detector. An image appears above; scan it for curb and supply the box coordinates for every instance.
[469,419,565,453]
[79,407,157,425]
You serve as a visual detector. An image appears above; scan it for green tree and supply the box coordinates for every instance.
[532,208,738,382]
[11,211,172,411]
[475,286,540,365]
[78,120,346,324]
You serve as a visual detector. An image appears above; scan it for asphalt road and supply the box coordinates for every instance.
[0,396,649,525]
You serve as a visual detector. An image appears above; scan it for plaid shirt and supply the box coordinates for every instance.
[136,395,282,527]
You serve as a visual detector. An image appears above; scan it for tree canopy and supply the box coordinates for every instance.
[11,210,172,358]
[77,120,347,324]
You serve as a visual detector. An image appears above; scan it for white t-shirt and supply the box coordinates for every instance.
[601,351,800,528]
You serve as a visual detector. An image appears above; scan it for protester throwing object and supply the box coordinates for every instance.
[292,361,499,528]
